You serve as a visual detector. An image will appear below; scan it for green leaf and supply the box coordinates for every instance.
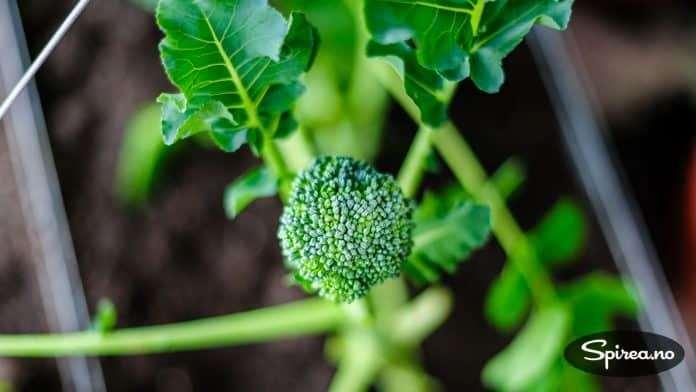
[367,41,448,126]
[482,304,570,392]
[279,0,357,88]
[158,93,245,152]
[405,187,491,283]
[559,272,639,337]
[490,157,526,201]
[484,199,586,330]
[485,264,530,331]
[530,198,586,266]
[92,299,117,334]
[156,0,317,151]
[115,103,172,206]
[224,166,278,219]
[365,0,574,94]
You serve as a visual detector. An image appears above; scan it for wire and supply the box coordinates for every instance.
[0,0,93,121]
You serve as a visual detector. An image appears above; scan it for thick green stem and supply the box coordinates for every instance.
[430,124,557,304]
[329,331,382,392]
[0,299,343,357]
[372,60,557,305]
[390,287,452,346]
[277,125,317,173]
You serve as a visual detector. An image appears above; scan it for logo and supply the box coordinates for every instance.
[564,331,685,376]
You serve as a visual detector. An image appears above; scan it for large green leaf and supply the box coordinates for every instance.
[404,187,491,284]
[482,304,570,392]
[156,0,317,151]
[364,0,574,126]
[365,0,573,93]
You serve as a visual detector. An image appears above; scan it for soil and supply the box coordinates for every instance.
[0,0,689,391]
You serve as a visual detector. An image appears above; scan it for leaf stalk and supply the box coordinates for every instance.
[0,299,343,357]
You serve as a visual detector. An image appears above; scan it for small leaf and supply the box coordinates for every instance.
[405,187,491,283]
[224,166,278,219]
[115,103,172,206]
[92,299,117,334]
[158,93,246,152]
[157,0,317,150]
[485,264,530,331]
[530,199,586,266]
[367,41,448,126]
[274,112,300,139]
[482,304,570,392]
[559,272,639,337]
[490,157,526,201]
[484,199,586,330]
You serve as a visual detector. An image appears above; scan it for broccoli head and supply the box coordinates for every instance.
[278,156,414,303]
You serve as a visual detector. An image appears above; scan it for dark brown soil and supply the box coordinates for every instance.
[1,0,688,391]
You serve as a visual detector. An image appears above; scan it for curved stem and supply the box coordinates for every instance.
[397,126,432,198]
[391,287,452,346]
[0,299,343,357]
[429,124,557,304]
[372,61,557,304]
[329,331,382,392]
[261,127,293,201]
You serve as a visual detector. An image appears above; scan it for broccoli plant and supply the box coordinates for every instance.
[0,0,639,390]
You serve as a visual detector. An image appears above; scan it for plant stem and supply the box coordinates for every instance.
[429,124,556,304]
[397,125,432,198]
[372,61,557,305]
[390,287,452,346]
[261,129,293,201]
[277,125,317,172]
[329,331,382,392]
[369,132,429,322]
[0,299,343,357]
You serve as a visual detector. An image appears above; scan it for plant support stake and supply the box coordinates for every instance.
[528,26,696,392]
[0,0,105,391]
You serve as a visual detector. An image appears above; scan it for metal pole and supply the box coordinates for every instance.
[528,27,696,392]
[0,1,105,391]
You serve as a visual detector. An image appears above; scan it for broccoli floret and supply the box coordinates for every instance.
[278,156,414,303]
